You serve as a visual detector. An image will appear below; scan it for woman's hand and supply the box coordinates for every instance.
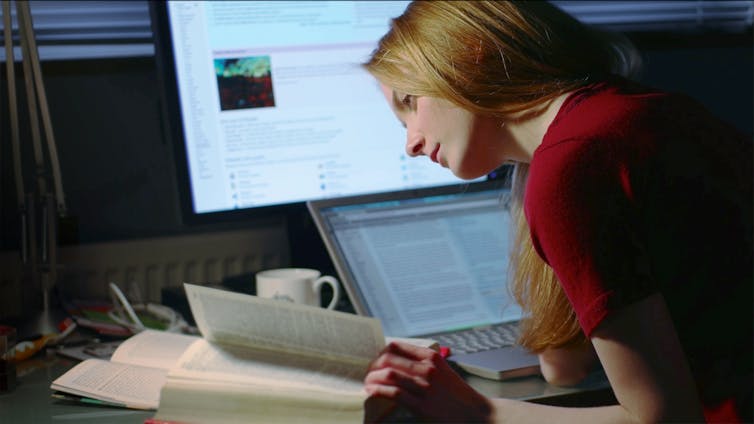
[364,341,492,423]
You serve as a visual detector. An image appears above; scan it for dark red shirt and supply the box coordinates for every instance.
[525,78,752,422]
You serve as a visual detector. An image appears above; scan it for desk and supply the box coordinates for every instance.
[0,351,612,423]
[0,355,152,423]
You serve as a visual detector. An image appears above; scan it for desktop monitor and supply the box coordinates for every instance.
[150,1,494,225]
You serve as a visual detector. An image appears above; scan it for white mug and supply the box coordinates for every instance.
[255,268,341,310]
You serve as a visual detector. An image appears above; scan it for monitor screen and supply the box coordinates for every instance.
[152,1,478,222]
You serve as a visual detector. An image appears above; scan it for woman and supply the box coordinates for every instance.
[362,1,752,423]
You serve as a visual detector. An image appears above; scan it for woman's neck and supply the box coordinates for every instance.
[504,92,571,163]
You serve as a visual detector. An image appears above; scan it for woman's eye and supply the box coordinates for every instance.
[401,94,414,108]
[393,91,415,111]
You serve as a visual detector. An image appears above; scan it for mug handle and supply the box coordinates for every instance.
[313,276,341,310]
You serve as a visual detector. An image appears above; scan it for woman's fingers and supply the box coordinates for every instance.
[370,351,437,376]
[365,341,494,421]
[364,381,424,413]
[369,342,444,375]
[365,366,430,395]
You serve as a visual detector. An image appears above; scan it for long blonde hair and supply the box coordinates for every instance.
[509,163,585,351]
[364,1,640,351]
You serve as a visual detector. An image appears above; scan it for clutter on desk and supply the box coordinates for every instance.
[11,317,77,361]
[45,282,192,366]
[107,282,187,333]
[62,282,189,338]
[0,282,191,369]
[55,339,123,361]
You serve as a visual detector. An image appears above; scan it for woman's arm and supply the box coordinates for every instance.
[489,293,705,423]
[364,293,705,423]
[584,292,704,422]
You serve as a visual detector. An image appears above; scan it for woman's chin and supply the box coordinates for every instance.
[451,168,489,181]
[448,162,493,180]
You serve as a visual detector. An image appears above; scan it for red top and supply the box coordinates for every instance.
[525,78,752,423]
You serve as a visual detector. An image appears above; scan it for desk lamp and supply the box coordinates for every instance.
[2,1,67,336]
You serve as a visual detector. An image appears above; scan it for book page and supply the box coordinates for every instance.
[169,339,365,394]
[184,284,385,364]
[110,329,200,370]
[50,359,166,410]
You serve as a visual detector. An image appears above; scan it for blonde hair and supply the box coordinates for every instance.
[365,1,640,117]
[509,164,586,351]
[365,1,640,351]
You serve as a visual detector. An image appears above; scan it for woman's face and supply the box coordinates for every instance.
[379,84,508,180]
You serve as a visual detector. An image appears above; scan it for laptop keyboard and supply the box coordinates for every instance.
[433,323,520,354]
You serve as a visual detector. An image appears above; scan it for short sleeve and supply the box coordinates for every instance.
[525,134,656,337]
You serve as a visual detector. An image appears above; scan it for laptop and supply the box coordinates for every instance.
[307,180,540,380]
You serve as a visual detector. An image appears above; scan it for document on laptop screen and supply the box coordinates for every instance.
[324,192,524,337]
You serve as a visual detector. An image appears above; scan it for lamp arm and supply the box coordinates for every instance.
[2,1,29,264]
[16,1,66,216]
[15,3,47,199]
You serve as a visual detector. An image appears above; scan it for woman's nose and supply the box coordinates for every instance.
[405,134,425,157]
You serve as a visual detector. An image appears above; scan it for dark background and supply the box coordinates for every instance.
[0,32,752,270]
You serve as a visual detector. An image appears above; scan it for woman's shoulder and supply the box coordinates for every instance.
[534,75,742,176]
[545,77,671,145]
[525,79,673,239]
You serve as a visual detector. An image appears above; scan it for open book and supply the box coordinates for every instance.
[50,329,198,409]
[52,284,391,422]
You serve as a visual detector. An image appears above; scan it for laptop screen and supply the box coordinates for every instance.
[309,183,524,337]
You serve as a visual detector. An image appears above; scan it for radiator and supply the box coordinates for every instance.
[0,224,289,319]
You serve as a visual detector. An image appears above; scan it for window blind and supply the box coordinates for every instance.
[0,0,153,61]
[553,1,754,32]
[0,0,751,61]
